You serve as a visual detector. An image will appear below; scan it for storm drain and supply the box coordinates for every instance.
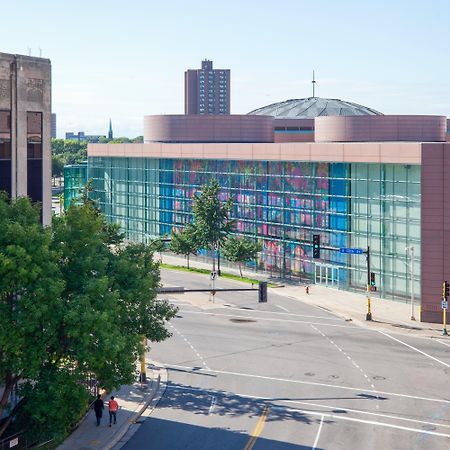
[229,318,257,323]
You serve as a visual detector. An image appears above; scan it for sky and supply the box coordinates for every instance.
[1,0,450,137]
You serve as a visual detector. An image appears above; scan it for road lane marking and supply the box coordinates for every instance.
[244,405,269,450]
[436,339,450,348]
[312,415,324,450]
[378,330,450,369]
[167,385,450,430]
[196,306,342,321]
[169,324,211,370]
[310,324,381,405]
[275,405,450,439]
[180,310,351,329]
[166,364,450,405]
[274,304,290,313]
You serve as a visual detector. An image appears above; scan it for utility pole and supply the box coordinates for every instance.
[407,246,416,321]
[366,246,372,321]
[139,336,147,383]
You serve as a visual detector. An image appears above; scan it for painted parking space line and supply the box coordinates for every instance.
[378,330,450,369]
[166,364,450,405]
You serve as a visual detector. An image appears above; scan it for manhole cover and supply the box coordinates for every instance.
[304,372,315,377]
[230,318,257,323]
[373,375,386,381]
[328,374,339,379]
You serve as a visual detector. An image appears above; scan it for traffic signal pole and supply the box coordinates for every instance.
[443,281,449,336]
[366,246,372,321]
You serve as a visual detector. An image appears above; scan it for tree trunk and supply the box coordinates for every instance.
[217,242,221,276]
[239,263,243,278]
[0,372,19,433]
[0,397,26,438]
[187,254,190,269]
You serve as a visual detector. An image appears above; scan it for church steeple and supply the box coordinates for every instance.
[108,118,113,140]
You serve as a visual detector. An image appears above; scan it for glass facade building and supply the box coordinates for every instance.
[61,156,422,301]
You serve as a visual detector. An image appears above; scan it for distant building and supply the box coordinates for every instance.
[51,113,57,138]
[65,131,105,142]
[0,52,52,225]
[185,59,230,115]
[108,119,113,140]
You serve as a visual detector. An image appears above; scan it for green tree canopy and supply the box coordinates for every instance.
[222,236,262,277]
[0,196,177,440]
[192,178,235,271]
[169,224,199,268]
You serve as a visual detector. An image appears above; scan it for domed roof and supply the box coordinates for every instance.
[248,97,383,119]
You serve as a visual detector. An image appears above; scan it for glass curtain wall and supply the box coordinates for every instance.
[88,156,420,301]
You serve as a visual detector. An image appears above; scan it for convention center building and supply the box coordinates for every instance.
[64,97,450,323]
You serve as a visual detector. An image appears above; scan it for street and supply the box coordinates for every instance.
[122,270,450,449]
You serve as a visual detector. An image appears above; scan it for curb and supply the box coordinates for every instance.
[272,287,444,339]
[103,363,167,450]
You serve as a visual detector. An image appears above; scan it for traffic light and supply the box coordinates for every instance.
[313,234,321,259]
[370,272,377,292]
[443,281,449,299]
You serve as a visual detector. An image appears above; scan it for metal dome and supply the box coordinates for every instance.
[247,97,383,118]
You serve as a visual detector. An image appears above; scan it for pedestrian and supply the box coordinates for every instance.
[305,285,310,295]
[108,396,119,427]
[93,394,104,427]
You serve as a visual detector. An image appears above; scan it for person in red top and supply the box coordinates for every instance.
[108,396,119,427]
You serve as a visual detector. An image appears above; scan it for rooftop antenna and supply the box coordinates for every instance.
[28,47,31,56]
[38,47,42,57]
[312,70,316,98]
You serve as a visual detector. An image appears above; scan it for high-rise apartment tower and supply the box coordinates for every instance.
[184,59,230,115]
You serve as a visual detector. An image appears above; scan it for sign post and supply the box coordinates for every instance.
[442,281,449,336]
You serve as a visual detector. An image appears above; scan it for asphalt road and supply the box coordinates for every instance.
[122,270,450,449]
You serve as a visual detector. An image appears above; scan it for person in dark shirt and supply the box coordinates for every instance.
[93,394,104,426]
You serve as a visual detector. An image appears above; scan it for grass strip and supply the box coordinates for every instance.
[160,263,277,287]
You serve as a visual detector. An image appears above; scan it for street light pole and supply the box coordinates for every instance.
[408,246,416,321]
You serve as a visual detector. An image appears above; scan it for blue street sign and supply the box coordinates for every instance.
[339,248,364,255]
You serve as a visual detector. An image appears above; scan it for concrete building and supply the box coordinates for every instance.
[185,59,230,115]
[51,112,56,138]
[65,98,450,323]
[0,52,52,225]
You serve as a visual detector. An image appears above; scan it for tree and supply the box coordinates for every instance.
[0,194,64,436]
[192,179,235,272]
[0,196,177,440]
[52,154,65,178]
[170,225,199,269]
[222,237,262,277]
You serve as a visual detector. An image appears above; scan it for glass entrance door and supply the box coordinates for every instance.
[315,264,342,288]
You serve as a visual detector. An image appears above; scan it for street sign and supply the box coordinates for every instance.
[442,300,448,310]
[339,248,364,255]
[210,271,217,281]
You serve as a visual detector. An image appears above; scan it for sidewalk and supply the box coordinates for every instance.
[57,360,165,450]
[160,253,448,339]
